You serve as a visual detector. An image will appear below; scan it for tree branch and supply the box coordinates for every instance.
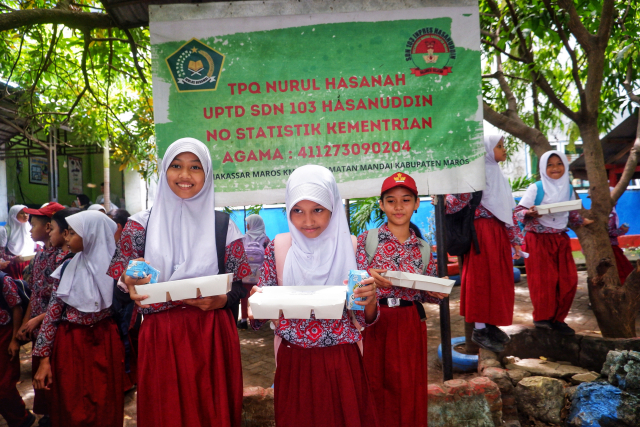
[623,61,640,105]
[482,101,553,157]
[30,24,58,98]
[611,108,640,203]
[91,37,128,43]
[557,0,596,51]
[0,9,113,32]
[3,27,27,96]
[481,39,527,63]
[123,28,147,84]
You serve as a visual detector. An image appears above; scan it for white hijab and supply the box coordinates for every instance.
[6,205,35,256]
[245,214,267,242]
[130,138,241,282]
[481,135,516,225]
[283,165,356,287]
[88,204,106,213]
[519,150,574,229]
[53,211,117,312]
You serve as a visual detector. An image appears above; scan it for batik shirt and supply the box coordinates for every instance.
[28,246,68,339]
[0,275,21,326]
[356,224,441,304]
[108,220,251,315]
[609,211,627,246]
[251,240,380,348]
[32,287,112,357]
[514,205,583,234]
[445,194,524,245]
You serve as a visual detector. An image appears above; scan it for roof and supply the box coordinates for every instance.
[569,111,639,181]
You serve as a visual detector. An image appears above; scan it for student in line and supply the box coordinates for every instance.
[607,187,633,284]
[357,172,445,427]
[238,214,270,329]
[446,135,523,352]
[516,150,593,335]
[107,209,131,244]
[251,165,380,427]
[1,205,38,280]
[15,203,67,425]
[109,138,251,427]
[0,271,34,427]
[32,211,125,427]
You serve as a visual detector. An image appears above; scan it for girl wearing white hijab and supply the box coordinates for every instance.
[107,138,251,427]
[1,204,37,279]
[516,150,592,335]
[32,211,125,427]
[249,165,380,427]
[446,135,524,353]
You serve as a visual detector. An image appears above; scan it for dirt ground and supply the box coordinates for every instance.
[5,270,635,427]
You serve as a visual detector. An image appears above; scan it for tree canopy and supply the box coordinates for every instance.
[0,0,155,177]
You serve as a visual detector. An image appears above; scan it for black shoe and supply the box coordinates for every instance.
[487,324,511,344]
[19,412,36,427]
[38,416,51,427]
[471,328,505,353]
[534,320,554,330]
[552,321,575,336]
[237,319,248,330]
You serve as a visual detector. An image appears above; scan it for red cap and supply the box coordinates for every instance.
[22,202,65,218]
[381,172,418,196]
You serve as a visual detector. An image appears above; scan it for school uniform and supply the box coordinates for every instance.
[32,211,124,427]
[608,209,633,284]
[28,246,68,415]
[107,138,251,427]
[356,224,439,427]
[251,165,380,427]
[0,275,32,427]
[516,151,583,324]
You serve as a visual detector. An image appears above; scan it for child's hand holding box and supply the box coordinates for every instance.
[126,260,160,284]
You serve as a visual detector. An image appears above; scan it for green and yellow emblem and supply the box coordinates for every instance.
[166,38,225,92]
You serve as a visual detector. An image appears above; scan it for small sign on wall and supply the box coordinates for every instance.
[29,157,49,185]
[68,156,83,195]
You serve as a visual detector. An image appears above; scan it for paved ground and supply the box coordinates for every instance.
[5,270,639,426]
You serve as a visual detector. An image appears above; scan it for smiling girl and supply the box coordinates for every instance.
[32,210,124,427]
[516,150,593,335]
[250,165,379,427]
[108,138,251,427]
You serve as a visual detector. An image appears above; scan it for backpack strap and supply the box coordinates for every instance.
[534,181,545,206]
[365,228,379,265]
[469,191,483,255]
[215,211,229,274]
[417,238,431,274]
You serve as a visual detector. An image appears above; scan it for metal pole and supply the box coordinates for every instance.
[52,128,58,202]
[103,143,111,211]
[434,194,453,381]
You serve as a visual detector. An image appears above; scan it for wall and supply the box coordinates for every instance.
[4,153,124,208]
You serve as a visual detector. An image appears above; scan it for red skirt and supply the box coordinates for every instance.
[275,341,379,427]
[362,304,428,427]
[31,351,51,415]
[50,318,125,427]
[0,325,29,427]
[2,258,29,280]
[612,245,634,285]
[461,217,515,325]
[524,232,577,322]
[137,306,243,427]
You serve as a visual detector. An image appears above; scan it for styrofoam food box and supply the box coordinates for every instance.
[536,199,582,215]
[21,253,36,261]
[135,273,233,304]
[382,271,454,294]
[249,285,347,320]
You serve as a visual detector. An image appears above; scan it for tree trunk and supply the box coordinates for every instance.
[576,121,640,338]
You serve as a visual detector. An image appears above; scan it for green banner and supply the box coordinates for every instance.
[151,5,485,205]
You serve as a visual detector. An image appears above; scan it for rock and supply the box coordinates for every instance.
[558,360,572,365]
[506,368,530,386]
[571,372,600,385]
[483,367,514,394]
[508,358,588,379]
[515,376,565,425]
[427,378,500,427]
[565,385,579,400]
[567,382,640,426]
[479,347,499,362]
[242,386,275,427]
[504,355,520,365]
[478,358,502,373]
[601,350,640,393]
